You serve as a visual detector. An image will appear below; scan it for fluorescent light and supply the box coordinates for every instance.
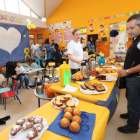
[41,16,47,22]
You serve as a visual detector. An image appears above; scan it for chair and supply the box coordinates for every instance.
[48,62,55,74]
[1,80,21,110]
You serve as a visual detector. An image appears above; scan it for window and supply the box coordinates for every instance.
[19,0,30,16]
[31,11,38,18]
[0,0,5,11]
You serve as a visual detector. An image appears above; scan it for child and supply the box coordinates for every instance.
[15,60,31,92]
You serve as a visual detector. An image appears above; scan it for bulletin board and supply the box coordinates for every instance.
[0,23,30,66]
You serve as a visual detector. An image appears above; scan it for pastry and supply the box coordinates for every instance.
[26,130,38,140]
[27,116,36,122]
[23,122,33,131]
[10,125,22,136]
[73,109,81,116]
[60,98,67,103]
[33,123,44,132]
[72,75,76,80]
[65,107,73,113]
[81,85,87,90]
[87,85,95,90]
[64,94,72,100]
[63,112,72,120]
[55,100,63,107]
[72,115,82,124]
[76,76,80,81]
[83,74,88,79]
[66,100,75,108]
[55,95,64,101]
[33,116,43,124]
[84,83,89,88]
[79,75,83,81]
[92,83,99,87]
[69,121,80,134]
[60,118,70,129]
[16,118,26,125]
[96,84,105,92]
[60,103,67,109]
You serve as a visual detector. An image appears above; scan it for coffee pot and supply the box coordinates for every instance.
[80,61,87,75]
[36,82,43,94]
[42,75,49,85]
[89,57,96,71]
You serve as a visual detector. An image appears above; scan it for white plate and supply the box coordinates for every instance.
[79,84,108,95]
[9,116,49,140]
[96,75,117,82]
[51,97,79,110]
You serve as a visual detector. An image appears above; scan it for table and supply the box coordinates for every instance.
[34,89,53,108]
[49,70,121,121]
[0,100,110,140]
[24,66,45,77]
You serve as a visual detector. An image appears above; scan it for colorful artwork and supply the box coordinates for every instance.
[52,32,62,44]
[63,28,73,43]
[89,24,94,32]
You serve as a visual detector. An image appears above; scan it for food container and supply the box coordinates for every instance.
[45,83,55,98]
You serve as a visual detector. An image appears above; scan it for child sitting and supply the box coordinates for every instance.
[15,60,31,92]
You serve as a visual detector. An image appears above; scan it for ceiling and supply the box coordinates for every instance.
[22,0,63,20]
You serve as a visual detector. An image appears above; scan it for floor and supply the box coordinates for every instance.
[0,74,140,140]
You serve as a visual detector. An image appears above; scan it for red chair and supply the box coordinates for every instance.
[2,80,21,110]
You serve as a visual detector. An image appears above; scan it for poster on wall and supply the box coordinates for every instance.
[52,32,62,44]
[63,28,73,43]
[0,23,30,66]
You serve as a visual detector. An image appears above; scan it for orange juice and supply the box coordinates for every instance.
[60,61,71,87]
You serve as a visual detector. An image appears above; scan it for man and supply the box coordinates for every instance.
[117,14,140,134]
[52,40,59,58]
[31,39,39,57]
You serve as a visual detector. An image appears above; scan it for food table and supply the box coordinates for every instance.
[49,67,122,121]
[0,100,110,140]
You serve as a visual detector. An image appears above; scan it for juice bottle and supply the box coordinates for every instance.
[60,61,71,87]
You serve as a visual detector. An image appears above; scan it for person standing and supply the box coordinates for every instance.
[52,40,59,59]
[117,14,140,134]
[31,39,39,57]
[67,28,83,75]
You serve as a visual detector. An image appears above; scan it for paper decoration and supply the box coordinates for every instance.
[139,11,140,14]
[63,28,73,44]
[113,15,116,18]
[126,13,129,15]
[52,32,62,44]
[100,18,103,20]
[91,19,93,22]
[130,12,132,15]
[104,17,106,20]
[133,12,136,15]
[89,24,94,32]
[23,35,26,37]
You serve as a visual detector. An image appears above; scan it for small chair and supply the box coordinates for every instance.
[1,80,21,110]
[48,62,55,74]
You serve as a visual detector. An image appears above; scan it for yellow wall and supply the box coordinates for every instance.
[31,0,140,56]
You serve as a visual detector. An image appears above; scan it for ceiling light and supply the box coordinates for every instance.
[41,16,47,22]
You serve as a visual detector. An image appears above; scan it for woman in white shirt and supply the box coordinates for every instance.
[67,28,83,74]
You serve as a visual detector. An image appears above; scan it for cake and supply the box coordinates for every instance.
[55,95,64,101]
[64,94,72,100]
[33,116,43,124]
[60,103,67,109]
[33,123,44,132]
[23,122,33,131]
[26,130,38,140]
[63,112,72,120]
[10,125,22,136]
[81,85,87,90]
[55,100,63,107]
[87,85,95,90]
[16,118,26,125]
[65,107,73,113]
[27,116,36,122]
[84,83,89,88]
[69,121,80,134]
[96,84,105,92]
[73,109,81,116]
[72,115,82,124]
[66,100,75,108]
[60,118,70,129]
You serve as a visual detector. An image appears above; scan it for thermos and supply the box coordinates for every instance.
[80,61,87,75]
[99,55,105,66]
[96,54,100,64]
[36,82,43,94]
[84,59,88,74]
[90,57,96,71]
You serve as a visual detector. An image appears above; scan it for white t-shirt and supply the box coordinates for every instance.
[83,51,89,59]
[15,66,25,73]
[31,44,39,54]
[67,40,83,69]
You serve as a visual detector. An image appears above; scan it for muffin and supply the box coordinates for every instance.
[26,130,38,140]
[16,118,26,125]
[69,121,80,134]
[73,109,81,116]
[60,118,70,129]
[72,115,82,124]
[63,112,72,120]
[65,107,73,113]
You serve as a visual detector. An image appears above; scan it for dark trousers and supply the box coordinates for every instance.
[71,68,80,75]
[126,77,140,130]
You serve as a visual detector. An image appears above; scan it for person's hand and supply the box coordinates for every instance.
[52,46,54,48]
[78,60,83,65]
[117,69,127,77]
[94,52,98,55]
[13,75,17,79]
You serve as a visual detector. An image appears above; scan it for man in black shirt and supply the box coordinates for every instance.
[117,14,140,133]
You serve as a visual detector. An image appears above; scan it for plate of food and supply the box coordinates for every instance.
[71,74,90,82]
[51,94,79,110]
[96,74,117,82]
[79,82,108,94]
[9,116,49,140]
[98,69,117,74]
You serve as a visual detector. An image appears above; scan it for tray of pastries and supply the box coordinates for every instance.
[9,116,49,140]
[71,74,90,82]
[98,69,117,74]
[51,94,79,109]
[79,82,108,95]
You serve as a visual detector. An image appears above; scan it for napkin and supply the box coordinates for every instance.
[62,84,78,92]
[48,109,96,140]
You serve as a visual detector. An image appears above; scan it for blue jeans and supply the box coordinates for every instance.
[126,77,140,130]
[18,75,29,89]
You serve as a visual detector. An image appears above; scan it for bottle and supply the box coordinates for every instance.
[99,55,105,66]
[60,61,71,87]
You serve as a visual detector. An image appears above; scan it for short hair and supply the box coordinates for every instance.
[72,28,80,35]
[52,40,54,41]
[39,43,45,49]
[127,14,140,27]
[45,38,49,44]
[83,47,89,51]
[33,39,36,42]
[16,60,21,64]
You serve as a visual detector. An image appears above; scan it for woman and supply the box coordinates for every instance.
[33,43,45,68]
[87,36,97,55]
[67,28,83,75]
[45,38,56,68]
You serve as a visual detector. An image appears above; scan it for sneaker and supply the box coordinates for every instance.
[26,86,31,90]
[120,113,129,119]
[118,125,138,133]
[18,89,21,94]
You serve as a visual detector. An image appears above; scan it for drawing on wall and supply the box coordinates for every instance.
[63,28,73,43]
[98,24,108,36]
[89,24,94,32]
[52,32,62,44]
